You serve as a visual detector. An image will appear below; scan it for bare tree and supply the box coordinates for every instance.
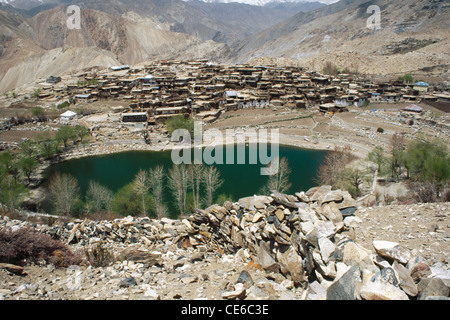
[262,157,292,194]
[389,132,406,182]
[148,165,167,218]
[49,172,80,216]
[85,180,113,213]
[188,164,205,209]
[132,169,150,216]
[315,145,356,188]
[203,166,223,207]
[168,164,189,216]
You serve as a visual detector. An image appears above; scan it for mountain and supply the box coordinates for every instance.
[184,0,326,42]
[0,0,325,43]
[0,8,118,92]
[0,5,226,92]
[229,0,450,78]
[0,0,331,8]
[0,0,448,92]
[0,0,328,92]
[22,7,215,63]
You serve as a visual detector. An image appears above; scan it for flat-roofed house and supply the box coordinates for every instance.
[154,106,187,116]
[153,107,188,124]
[60,110,77,121]
[319,103,347,113]
[111,65,130,71]
[434,93,450,102]
[413,82,429,92]
[121,112,148,122]
[225,90,238,98]
[75,94,91,99]
[403,104,423,113]
[47,76,61,84]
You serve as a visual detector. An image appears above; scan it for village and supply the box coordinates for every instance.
[47,59,450,123]
[0,59,449,152]
[0,58,448,161]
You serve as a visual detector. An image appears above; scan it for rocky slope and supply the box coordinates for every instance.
[0,6,226,92]
[2,0,322,44]
[229,0,450,78]
[1,186,448,300]
[23,7,216,64]
[0,8,123,92]
[0,46,120,93]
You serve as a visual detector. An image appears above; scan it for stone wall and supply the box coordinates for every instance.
[1,185,448,300]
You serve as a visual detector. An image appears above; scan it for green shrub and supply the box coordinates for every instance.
[31,106,46,119]
[57,101,70,110]
[397,74,414,84]
[406,138,449,184]
[165,115,194,136]
[216,193,234,205]
[55,125,76,148]
[31,89,41,99]
[111,183,155,217]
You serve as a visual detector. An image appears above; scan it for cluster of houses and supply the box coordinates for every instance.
[37,59,449,126]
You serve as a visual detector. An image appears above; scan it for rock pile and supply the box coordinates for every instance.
[1,185,449,300]
[186,185,449,300]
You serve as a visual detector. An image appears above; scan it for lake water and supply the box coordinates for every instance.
[43,145,326,217]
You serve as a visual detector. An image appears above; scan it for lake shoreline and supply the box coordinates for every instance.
[29,130,371,210]
[47,131,371,165]
[33,130,372,191]
[30,133,339,212]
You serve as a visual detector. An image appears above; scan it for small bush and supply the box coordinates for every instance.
[84,242,115,267]
[0,227,82,267]
[56,101,70,110]
[397,74,414,84]
[111,183,154,217]
[31,89,41,99]
[31,106,47,121]
[377,127,384,133]
[413,181,438,203]
[322,61,340,76]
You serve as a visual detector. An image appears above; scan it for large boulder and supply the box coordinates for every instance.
[372,240,412,264]
[277,246,306,286]
[256,241,279,273]
[327,264,362,300]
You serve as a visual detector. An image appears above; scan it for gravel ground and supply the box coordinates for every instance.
[354,202,450,265]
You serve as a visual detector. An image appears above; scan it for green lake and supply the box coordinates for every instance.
[43,145,326,217]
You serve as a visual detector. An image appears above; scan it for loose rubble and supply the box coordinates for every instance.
[0,185,449,300]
